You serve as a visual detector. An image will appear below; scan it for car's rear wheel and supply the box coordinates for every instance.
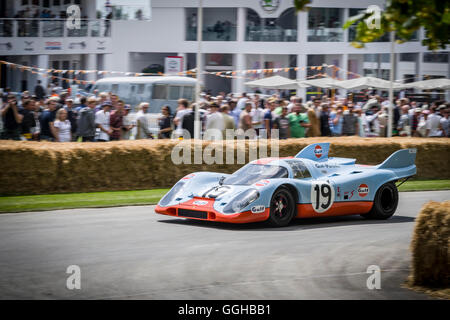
[267,187,296,227]
[361,182,398,220]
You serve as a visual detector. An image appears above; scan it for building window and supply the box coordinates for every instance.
[364,69,390,80]
[363,54,390,63]
[399,53,417,62]
[246,8,297,42]
[185,8,237,41]
[364,54,377,63]
[205,54,233,67]
[97,0,151,20]
[423,52,449,63]
[308,8,343,42]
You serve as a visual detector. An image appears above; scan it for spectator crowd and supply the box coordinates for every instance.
[1,84,449,142]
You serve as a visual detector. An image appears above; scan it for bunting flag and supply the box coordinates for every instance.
[5,59,411,84]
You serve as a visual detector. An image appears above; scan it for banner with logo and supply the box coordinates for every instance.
[164,56,183,75]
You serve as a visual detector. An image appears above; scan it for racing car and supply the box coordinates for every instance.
[155,143,417,227]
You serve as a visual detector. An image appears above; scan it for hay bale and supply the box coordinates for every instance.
[0,137,449,195]
[410,201,450,288]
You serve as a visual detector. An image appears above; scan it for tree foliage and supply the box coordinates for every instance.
[294,0,450,50]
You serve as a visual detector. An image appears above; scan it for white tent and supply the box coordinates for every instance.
[400,78,450,90]
[334,76,405,90]
[245,75,308,89]
[298,76,343,89]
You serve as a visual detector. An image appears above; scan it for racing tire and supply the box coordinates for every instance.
[361,182,398,220]
[267,187,296,227]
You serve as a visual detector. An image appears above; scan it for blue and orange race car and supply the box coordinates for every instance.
[155,143,417,227]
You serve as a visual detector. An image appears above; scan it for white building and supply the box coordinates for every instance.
[1,0,449,100]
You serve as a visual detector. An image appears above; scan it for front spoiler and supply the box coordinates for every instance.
[155,198,270,224]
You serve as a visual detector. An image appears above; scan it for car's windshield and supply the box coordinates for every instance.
[223,164,289,186]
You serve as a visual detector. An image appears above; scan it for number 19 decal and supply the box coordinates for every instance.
[311,182,335,213]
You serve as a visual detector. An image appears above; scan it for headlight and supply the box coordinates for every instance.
[223,189,260,214]
[159,181,185,207]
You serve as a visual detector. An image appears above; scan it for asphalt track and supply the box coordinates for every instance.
[0,190,448,300]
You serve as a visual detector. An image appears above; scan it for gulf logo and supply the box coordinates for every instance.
[358,184,369,197]
[314,145,323,159]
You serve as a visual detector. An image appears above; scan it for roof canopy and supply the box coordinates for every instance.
[298,76,343,89]
[400,78,450,90]
[334,76,405,90]
[245,75,308,89]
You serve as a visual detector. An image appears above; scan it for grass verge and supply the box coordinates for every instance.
[0,189,169,213]
[0,180,448,214]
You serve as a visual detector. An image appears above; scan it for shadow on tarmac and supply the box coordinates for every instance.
[157,214,415,231]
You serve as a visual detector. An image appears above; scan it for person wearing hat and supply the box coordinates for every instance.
[95,100,113,141]
[205,102,224,140]
[417,109,431,137]
[121,104,135,140]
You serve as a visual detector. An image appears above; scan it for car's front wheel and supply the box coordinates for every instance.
[267,187,296,227]
[361,182,398,220]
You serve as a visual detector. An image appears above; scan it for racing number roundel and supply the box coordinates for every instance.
[311,182,335,213]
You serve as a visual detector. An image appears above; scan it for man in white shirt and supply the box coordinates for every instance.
[95,101,112,141]
[236,92,248,111]
[205,102,224,140]
[173,98,190,137]
[286,96,299,113]
[250,104,264,136]
[135,102,152,139]
[426,107,442,137]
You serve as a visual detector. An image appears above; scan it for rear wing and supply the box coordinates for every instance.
[295,143,330,161]
[378,149,417,169]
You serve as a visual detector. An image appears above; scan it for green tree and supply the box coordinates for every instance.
[294,0,450,50]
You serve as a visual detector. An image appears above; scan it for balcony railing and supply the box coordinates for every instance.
[307,27,344,42]
[0,18,111,38]
[186,26,237,41]
[246,26,297,42]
